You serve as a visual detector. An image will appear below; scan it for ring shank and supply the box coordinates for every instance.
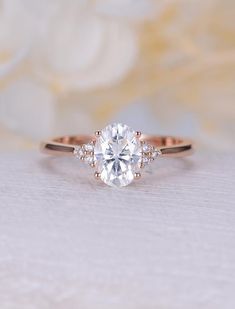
[41,135,193,157]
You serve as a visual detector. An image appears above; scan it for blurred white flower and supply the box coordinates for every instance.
[0,0,233,151]
[0,0,148,90]
[0,0,34,77]
[20,0,88,35]
[32,8,138,91]
[0,0,142,139]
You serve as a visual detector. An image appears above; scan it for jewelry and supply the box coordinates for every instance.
[41,123,193,188]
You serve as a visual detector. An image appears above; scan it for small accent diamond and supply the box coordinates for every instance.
[141,143,160,166]
[74,143,94,165]
[74,146,82,158]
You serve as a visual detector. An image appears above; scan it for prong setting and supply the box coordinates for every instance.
[95,130,101,137]
[94,172,101,179]
[135,131,142,138]
[134,172,141,179]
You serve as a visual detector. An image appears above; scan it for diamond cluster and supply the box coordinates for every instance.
[74,143,95,165]
[74,123,160,187]
[141,143,160,167]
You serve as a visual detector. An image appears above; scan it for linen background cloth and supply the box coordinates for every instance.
[0,151,234,309]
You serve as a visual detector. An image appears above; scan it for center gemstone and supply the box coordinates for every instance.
[94,123,142,187]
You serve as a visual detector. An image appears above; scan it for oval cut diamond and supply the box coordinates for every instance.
[94,123,142,187]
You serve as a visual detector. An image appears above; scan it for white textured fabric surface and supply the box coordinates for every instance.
[0,151,235,309]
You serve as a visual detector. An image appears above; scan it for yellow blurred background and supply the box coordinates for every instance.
[0,0,234,151]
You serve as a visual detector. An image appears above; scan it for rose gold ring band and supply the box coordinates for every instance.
[41,135,193,158]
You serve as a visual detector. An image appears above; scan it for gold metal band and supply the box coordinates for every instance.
[41,135,193,157]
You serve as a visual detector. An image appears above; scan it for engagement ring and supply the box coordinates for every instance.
[41,123,193,188]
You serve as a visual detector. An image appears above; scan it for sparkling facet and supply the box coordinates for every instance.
[94,123,142,187]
